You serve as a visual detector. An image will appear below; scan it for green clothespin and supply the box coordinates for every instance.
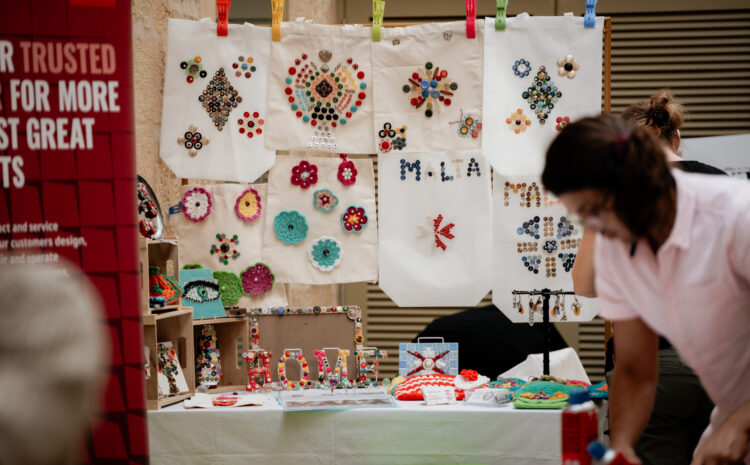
[372,0,386,42]
[495,0,508,30]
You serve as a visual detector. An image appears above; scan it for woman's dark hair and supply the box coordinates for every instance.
[541,114,675,238]
[621,89,684,146]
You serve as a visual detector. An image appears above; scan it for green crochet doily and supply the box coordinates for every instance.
[512,380,585,410]
[213,271,243,306]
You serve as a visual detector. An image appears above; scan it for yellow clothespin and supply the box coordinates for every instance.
[271,0,284,41]
[495,0,508,31]
[372,0,385,42]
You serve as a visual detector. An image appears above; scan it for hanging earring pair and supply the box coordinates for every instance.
[572,296,581,316]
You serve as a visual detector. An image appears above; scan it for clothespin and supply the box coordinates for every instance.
[216,0,230,36]
[372,0,385,42]
[465,0,476,39]
[271,0,284,41]
[584,0,597,28]
[495,0,508,30]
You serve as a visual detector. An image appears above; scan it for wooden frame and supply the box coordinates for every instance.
[139,236,182,314]
[143,308,195,410]
[193,316,250,393]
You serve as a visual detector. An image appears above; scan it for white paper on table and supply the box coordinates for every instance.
[378,152,491,307]
[159,19,275,182]
[482,14,603,176]
[500,347,591,384]
[372,21,484,154]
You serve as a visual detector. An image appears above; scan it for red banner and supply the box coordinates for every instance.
[0,0,146,462]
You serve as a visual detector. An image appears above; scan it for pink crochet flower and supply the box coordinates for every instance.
[181,187,212,222]
[291,160,318,189]
[241,263,275,297]
[337,154,357,186]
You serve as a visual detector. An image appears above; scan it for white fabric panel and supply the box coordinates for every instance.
[491,174,598,322]
[175,183,288,309]
[265,22,375,153]
[149,400,561,465]
[482,15,604,175]
[159,19,275,183]
[262,155,378,284]
[372,21,484,154]
[378,152,491,307]
[500,348,592,384]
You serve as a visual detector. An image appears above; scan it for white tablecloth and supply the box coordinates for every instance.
[148,397,570,465]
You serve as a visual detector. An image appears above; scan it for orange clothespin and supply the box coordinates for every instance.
[465,0,476,39]
[272,0,284,41]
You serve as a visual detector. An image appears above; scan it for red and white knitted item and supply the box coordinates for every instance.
[394,374,466,401]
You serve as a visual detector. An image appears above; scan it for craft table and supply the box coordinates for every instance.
[148,397,581,465]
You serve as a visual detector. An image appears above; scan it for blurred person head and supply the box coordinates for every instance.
[621,89,684,153]
[541,114,675,244]
[0,261,107,465]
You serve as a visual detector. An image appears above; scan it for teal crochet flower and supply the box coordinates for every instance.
[273,210,308,244]
[308,236,343,272]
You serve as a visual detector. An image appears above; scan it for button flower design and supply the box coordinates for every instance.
[177,125,209,156]
[180,56,207,83]
[231,55,256,79]
[403,61,458,117]
[417,214,455,251]
[210,233,240,265]
[234,187,262,222]
[181,187,212,222]
[453,111,482,139]
[237,111,264,138]
[273,211,308,244]
[512,58,531,78]
[341,206,368,234]
[555,116,571,131]
[308,236,343,272]
[290,160,318,189]
[241,263,275,297]
[378,123,407,153]
[313,188,339,213]
[506,108,532,134]
[337,154,357,186]
[557,55,579,79]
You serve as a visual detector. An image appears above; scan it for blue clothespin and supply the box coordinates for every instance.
[584,0,597,28]
[372,0,385,42]
[495,0,508,31]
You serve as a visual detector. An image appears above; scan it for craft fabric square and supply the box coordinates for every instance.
[176,183,288,309]
[378,152,491,307]
[482,15,603,176]
[262,155,377,284]
[159,19,275,183]
[265,22,375,153]
[491,174,598,323]
[372,21,484,154]
[398,342,459,377]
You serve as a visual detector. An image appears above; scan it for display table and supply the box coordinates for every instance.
[148,396,583,465]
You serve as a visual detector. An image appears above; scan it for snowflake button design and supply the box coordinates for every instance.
[308,236,343,272]
[210,233,240,265]
[177,125,209,156]
[237,111,264,138]
[507,108,532,134]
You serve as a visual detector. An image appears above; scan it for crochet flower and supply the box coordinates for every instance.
[273,211,308,244]
[181,187,212,222]
[308,236,343,272]
[213,271,243,306]
[557,55,579,79]
[337,154,357,186]
[506,108,532,134]
[341,206,368,233]
[241,263,275,297]
[290,160,318,189]
[210,233,240,265]
[234,187,262,222]
[313,188,339,213]
[460,369,478,382]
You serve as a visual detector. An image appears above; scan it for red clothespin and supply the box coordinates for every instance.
[465,0,477,39]
[217,0,231,36]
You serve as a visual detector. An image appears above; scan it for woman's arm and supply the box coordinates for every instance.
[571,227,597,298]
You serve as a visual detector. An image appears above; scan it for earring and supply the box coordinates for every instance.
[560,294,567,321]
[572,296,581,316]
[512,293,517,311]
[552,295,560,317]
[518,295,525,314]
